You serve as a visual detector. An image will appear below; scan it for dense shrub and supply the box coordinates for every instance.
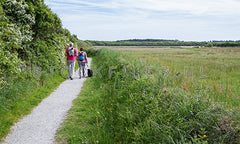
[0,0,91,80]
[0,0,91,140]
[85,48,99,57]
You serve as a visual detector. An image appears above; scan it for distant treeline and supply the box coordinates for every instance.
[86,39,240,47]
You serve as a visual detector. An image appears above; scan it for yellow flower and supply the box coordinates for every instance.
[203,135,207,137]
[97,112,100,114]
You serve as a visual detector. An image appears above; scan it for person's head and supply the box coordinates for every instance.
[69,42,73,47]
[80,47,84,51]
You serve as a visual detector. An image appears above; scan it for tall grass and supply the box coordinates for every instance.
[56,48,240,143]
[0,70,65,141]
[111,47,240,110]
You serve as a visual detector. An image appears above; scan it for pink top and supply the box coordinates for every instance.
[66,47,77,61]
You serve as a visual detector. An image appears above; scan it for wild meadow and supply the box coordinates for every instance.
[109,46,240,109]
[56,47,240,144]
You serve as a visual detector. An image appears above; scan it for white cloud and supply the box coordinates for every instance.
[45,0,240,41]
[46,0,240,16]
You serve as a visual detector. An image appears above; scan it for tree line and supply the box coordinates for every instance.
[86,39,240,47]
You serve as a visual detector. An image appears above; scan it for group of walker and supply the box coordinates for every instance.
[65,42,88,80]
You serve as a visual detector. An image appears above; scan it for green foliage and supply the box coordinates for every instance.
[0,5,24,77]
[25,0,43,6]
[85,47,99,57]
[0,0,7,5]
[99,49,240,143]
[0,0,91,78]
[0,0,91,140]
[34,4,62,39]
[56,48,240,143]
[3,0,35,46]
[3,0,35,25]
[206,42,213,47]
[86,39,240,47]
[0,72,65,140]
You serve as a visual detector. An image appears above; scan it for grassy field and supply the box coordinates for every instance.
[109,46,240,110]
[56,47,240,143]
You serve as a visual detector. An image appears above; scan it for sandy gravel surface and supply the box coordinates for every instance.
[3,58,92,144]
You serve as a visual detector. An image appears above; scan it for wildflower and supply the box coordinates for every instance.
[97,111,100,114]
[203,135,207,137]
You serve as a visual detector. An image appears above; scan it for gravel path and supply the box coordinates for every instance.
[3,58,92,144]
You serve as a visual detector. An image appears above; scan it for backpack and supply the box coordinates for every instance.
[79,52,85,61]
[68,47,75,56]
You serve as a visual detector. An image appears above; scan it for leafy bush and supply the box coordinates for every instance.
[85,48,99,57]
[3,0,34,44]
[0,0,91,79]
[0,0,91,140]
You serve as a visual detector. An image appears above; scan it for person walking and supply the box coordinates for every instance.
[77,47,88,79]
[65,42,77,80]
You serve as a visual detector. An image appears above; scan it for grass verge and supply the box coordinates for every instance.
[55,76,113,144]
[56,55,114,143]
[55,48,240,143]
[0,72,65,142]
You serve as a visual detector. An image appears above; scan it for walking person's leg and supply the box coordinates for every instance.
[68,60,75,80]
[70,61,75,79]
[79,62,82,79]
[82,63,86,77]
[67,60,71,79]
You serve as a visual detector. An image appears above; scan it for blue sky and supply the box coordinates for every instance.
[44,0,240,41]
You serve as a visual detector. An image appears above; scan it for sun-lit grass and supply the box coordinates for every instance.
[110,46,240,109]
[0,72,65,142]
[56,48,240,144]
